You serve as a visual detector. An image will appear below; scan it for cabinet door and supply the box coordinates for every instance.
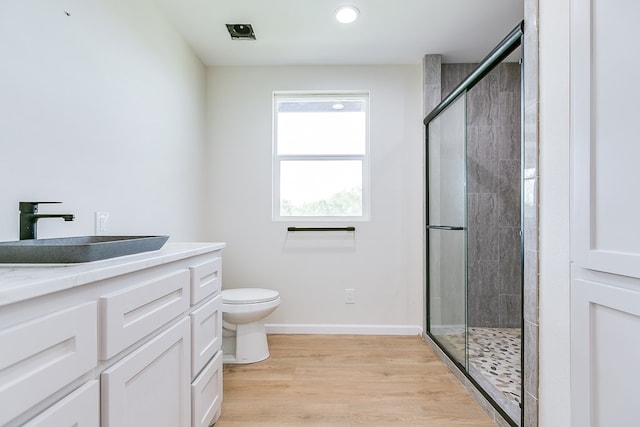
[101,318,191,427]
[191,351,223,427]
[24,381,99,427]
[191,294,222,378]
[0,302,97,426]
[189,257,222,305]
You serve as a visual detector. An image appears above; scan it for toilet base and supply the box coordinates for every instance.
[222,321,270,364]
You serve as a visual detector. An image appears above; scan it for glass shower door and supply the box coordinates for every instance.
[427,93,467,366]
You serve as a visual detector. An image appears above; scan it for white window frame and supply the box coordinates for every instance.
[272,91,370,222]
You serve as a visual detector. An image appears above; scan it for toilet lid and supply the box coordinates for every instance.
[222,288,280,304]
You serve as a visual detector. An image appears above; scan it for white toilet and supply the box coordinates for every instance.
[221,288,280,364]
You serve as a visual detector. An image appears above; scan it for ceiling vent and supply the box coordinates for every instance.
[226,24,256,40]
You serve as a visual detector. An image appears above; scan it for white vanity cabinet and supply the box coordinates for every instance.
[0,242,225,427]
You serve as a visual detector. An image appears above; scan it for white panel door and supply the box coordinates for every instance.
[101,318,191,427]
[571,0,640,276]
[570,0,640,425]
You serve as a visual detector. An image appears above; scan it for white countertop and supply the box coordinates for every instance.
[0,242,225,307]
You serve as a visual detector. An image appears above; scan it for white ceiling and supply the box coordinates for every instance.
[154,0,524,66]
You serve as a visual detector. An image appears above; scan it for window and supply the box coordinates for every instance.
[273,92,369,220]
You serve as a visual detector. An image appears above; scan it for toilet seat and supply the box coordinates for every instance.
[222,288,279,304]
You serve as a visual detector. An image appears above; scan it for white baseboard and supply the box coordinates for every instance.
[264,323,423,336]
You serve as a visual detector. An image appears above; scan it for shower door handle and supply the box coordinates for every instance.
[426,225,465,231]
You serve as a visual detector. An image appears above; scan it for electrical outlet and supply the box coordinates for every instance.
[345,288,355,304]
[95,212,109,235]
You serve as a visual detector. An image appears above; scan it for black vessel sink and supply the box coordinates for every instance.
[0,235,169,264]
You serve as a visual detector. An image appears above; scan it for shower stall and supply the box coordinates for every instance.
[424,23,524,426]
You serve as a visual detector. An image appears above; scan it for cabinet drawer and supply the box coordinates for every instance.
[191,294,222,378]
[189,257,222,305]
[102,318,191,427]
[191,351,223,427]
[100,269,189,360]
[0,302,97,426]
[24,380,99,427]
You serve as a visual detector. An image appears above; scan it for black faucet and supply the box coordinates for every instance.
[19,202,75,240]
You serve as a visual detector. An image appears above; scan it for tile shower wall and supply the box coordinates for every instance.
[442,63,522,328]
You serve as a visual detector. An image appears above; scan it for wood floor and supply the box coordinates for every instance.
[214,334,496,426]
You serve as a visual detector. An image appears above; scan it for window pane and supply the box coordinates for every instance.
[277,99,366,155]
[280,160,362,216]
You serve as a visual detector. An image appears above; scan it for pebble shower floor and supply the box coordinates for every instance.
[436,327,521,420]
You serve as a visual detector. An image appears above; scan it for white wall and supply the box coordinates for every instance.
[538,0,572,423]
[206,65,424,331]
[0,0,207,242]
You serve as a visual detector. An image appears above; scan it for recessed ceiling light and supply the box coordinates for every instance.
[226,24,256,40]
[335,6,359,24]
[332,103,345,110]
